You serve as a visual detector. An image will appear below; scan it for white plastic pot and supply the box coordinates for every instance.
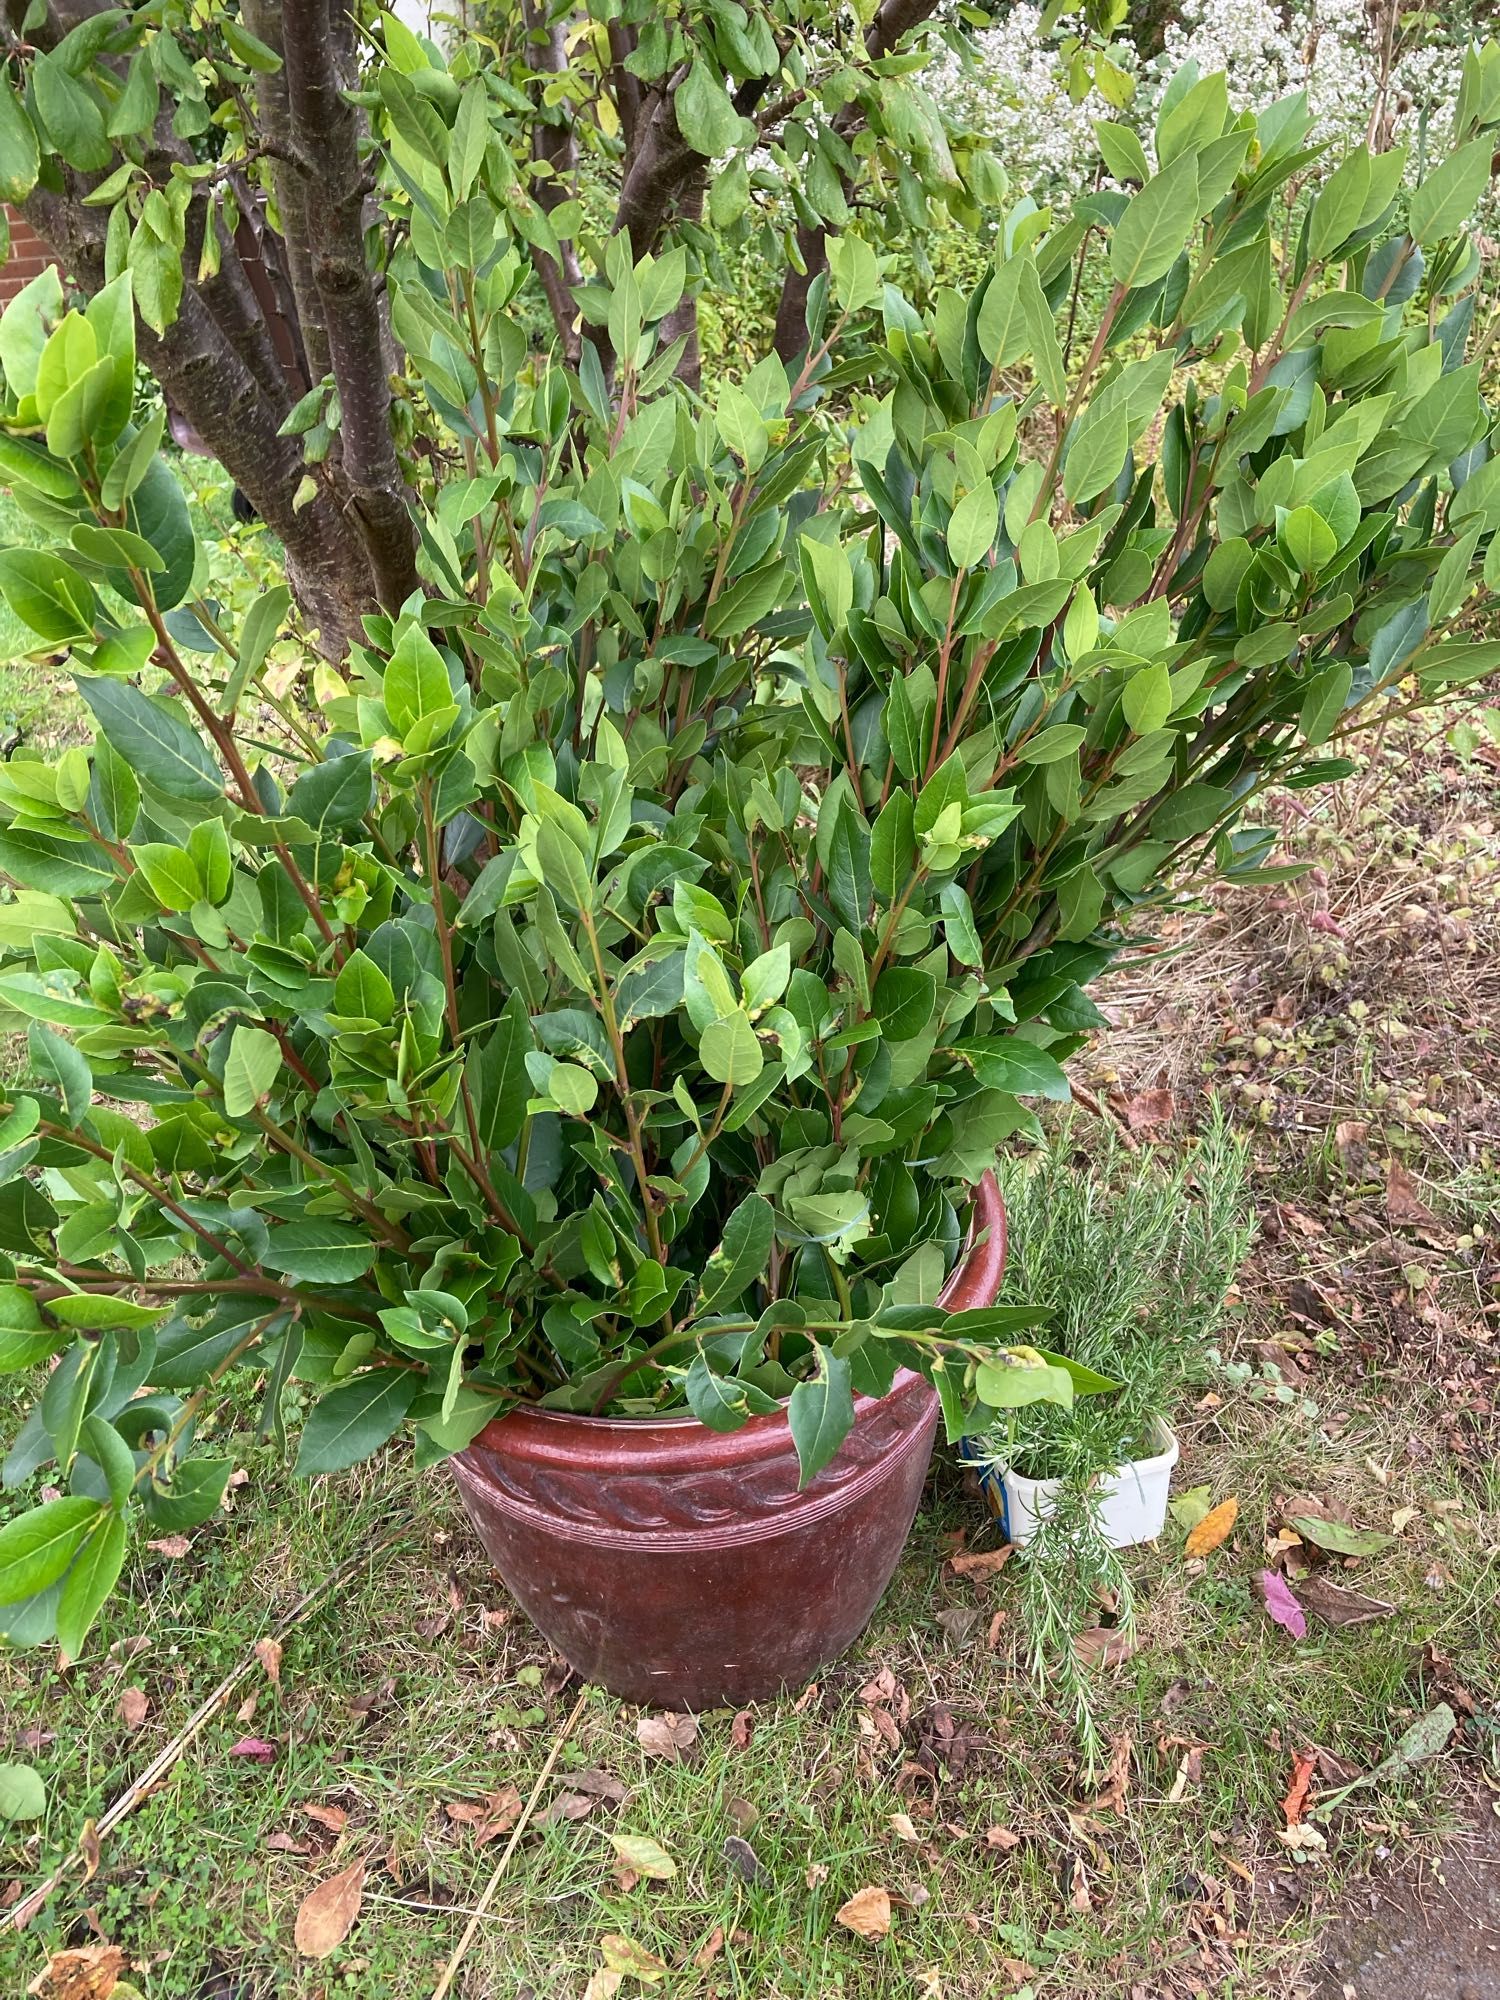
[968,1420,1180,1549]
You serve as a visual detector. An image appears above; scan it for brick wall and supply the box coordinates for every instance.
[0,206,60,305]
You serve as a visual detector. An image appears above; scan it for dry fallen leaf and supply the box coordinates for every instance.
[254,1638,283,1684]
[835,1885,892,1939]
[145,1535,190,1558]
[946,1547,1013,1578]
[1258,1568,1308,1639]
[694,1925,726,1969]
[600,1934,669,1982]
[635,1711,698,1760]
[1296,1574,1394,1627]
[1185,1496,1239,1557]
[293,1856,365,1959]
[1123,1087,1175,1131]
[1074,1625,1135,1669]
[582,1972,623,2000]
[27,1944,125,2000]
[984,1825,1020,1852]
[1068,1855,1092,1913]
[1385,1158,1441,1231]
[607,1832,677,1880]
[890,1812,921,1843]
[1282,1748,1317,1827]
[444,1784,522,1845]
[228,1737,277,1762]
[302,1803,349,1834]
[730,1709,754,1750]
[118,1688,149,1733]
[1090,1731,1132,1813]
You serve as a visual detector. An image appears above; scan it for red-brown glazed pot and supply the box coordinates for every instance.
[450,1173,1008,1707]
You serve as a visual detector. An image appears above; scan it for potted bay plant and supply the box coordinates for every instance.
[0,12,1498,1706]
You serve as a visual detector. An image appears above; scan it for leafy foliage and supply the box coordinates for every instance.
[0,23,1497,1651]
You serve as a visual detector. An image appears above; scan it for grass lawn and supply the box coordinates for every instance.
[1,671,1497,1996]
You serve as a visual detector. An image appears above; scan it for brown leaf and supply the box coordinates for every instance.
[1123,1087,1175,1132]
[118,1687,149,1732]
[235,1694,259,1726]
[293,1856,365,1958]
[254,1638,283,1684]
[947,1547,1014,1579]
[694,1925,726,1969]
[722,1833,764,1884]
[984,1824,1021,1852]
[535,1790,600,1827]
[1296,1574,1395,1627]
[1386,1159,1440,1231]
[1333,1119,1368,1166]
[302,1803,349,1834]
[266,1832,310,1855]
[1090,1731,1132,1813]
[835,1885,892,1938]
[1185,1496,1239,1557]
[1074,1625,1135,1669]
[145,1535,190,1558]
[582,1971,622,2000]
[858,1667,898,1706]
[730,1709,754,1750]
[1068,1855,1092,1912]
[78,1821,100,1884]
[805,1860,829,1888]
[635,1711,698,1760]
[1282,1748,1317,1827]
[558,1767,630,1805]
[933,1605,981,1650]
[444,1784,522,1845]
[27,1944,125,1999]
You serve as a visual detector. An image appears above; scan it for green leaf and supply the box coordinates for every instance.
[947,483,998,569]
[384,623,453,735]
[975,1355,1074,1409]
[469,994,531,1152]
[1308,146,1372,260]
[700,1008,762,1086]
[683,1354,776,1432]
[132,841,204,912]
[871,790,916,905]
[1409,138,1492,246]
[28,1021,90,1124]
[0,829,115,897]
[1151,782,1231,841]
[1286,1513,1392,1557]
[1110,151,1199,291]
[33,53,110,172]
[1063,400,1129,506]
[1095,120,1149,185]
[262,1220,376,1284]
[676,59,741,157]
[1280,505,1337,576]
[0,1764,45,1820]
[872,966,936,1042]
[49,1294,164,1332]
[56,1508,125,1657]
[0,1495,102,1606]
[697,1193,774,1314]
[77,677,221,802]
[333,949,396,1024]
[144,1457,230,1532]
[535,816,594,914]
[1121,659,1172,735]
[0,88,40,204]
[296,1370,417,1476]
[788,1345,854,1489]
[222,1024,280,1118]
[1300,661,1352,746]
[0,549,94,642]
[956,1036,1071,1099]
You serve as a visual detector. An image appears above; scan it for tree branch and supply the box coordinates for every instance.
[522,0,585,359]
[281,0,420,612]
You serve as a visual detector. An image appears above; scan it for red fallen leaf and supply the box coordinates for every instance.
[1282,1747,1317,1826]
[229,1737,278,1762]
[1257,1570,1307,1639]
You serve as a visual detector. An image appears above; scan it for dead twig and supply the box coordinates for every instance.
[430,1683,591,2000]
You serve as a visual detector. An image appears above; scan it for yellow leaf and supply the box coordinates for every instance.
[601,1935,668,1982]
[1185,1496,1239,1557]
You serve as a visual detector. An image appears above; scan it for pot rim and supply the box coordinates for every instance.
[467,1169,1007,1448]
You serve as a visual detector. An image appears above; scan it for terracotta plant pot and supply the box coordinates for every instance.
[450,1174,1008,1707]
